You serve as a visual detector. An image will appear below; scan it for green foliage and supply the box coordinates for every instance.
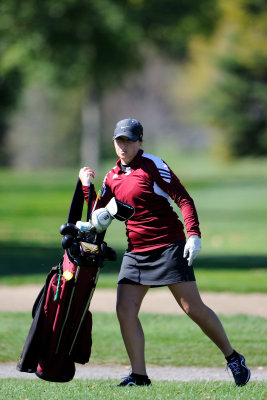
[206,55,267,157]
[0,0,221,167]
[0,0,141,88]
[0,0,218,93]
[0,0,220,86]
[123,0,220,59]
[182,0,267,157]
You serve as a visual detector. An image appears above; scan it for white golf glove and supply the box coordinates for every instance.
[183,235,202,266]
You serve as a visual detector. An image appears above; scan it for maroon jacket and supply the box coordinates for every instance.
[83,150,201,252]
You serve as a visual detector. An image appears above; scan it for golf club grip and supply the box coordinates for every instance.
[86,184,93,222]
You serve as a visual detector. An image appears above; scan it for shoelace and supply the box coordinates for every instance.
[226,359,241,376]
[120,375,133,383]
[119,375,138,386]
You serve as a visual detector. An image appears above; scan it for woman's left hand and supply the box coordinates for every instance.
[183,235,202,266]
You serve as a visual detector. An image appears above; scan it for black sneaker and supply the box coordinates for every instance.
[226,353,251,386]
[118,373,152,387]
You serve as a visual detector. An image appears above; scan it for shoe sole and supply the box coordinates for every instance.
[118,382,152,387]
[236,369,251,386]
[236,356,251,386]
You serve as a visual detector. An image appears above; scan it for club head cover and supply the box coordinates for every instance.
[60,223,79,237]
[61,234,74,249]
[105,197,135,221]
[91,208,113,233]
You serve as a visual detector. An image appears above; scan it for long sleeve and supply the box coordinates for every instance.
[150,160,201,238]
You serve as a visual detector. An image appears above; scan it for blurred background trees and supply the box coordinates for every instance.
[0,0,266,168]
[173,0,267,158]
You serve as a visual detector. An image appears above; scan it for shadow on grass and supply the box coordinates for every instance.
[0,245,64,277]
[194,255,267,270]
[0,243,266,279]
[0,243,123,277]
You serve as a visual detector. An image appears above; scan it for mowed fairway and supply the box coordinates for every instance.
[0,379,267,400]
[1,312,266,366]
[0,311,266,399]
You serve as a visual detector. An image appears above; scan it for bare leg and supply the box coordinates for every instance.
[116,284,149,375]
[169,281,233,357]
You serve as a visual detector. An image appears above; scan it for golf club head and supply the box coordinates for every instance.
[61,234,74,249]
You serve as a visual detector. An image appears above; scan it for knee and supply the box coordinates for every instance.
[116,302,139,323]
[181,301,207,321]
[116,302,125,322]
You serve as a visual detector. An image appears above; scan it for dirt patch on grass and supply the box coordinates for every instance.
[0,285,266,318]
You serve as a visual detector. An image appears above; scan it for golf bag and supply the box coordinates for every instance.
[17,179,134,382]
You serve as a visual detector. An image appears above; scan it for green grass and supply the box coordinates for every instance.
[97,266,267,293]
[1,312,266,366]
[0,379,266,400]
[193,267,267,293]
[1,245,266,292]
[0,149,267,291]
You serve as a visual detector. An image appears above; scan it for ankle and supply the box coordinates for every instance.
[225,350,239,362]
[131,372,148,379]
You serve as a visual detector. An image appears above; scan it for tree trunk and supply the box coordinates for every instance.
[0,121,8,166]
[80,95,100,171]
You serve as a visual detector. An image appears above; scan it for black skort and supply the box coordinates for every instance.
[118,241,196,287]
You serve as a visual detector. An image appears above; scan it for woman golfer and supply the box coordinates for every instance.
[79,118,250,387]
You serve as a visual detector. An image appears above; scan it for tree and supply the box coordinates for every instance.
[0,0,220,167]
[178,0,267,157]
[0,68,23,164]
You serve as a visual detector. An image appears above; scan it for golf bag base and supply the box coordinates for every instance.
[35,355,76,383]
[17,249,98,382]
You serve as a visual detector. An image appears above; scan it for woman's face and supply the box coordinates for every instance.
[114,136,142,165]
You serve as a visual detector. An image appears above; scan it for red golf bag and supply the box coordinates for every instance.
[17,179,131,382]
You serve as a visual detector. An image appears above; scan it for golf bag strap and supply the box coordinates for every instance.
[68,177,105,245]
[86,184,93,222]
[67,178,84,224]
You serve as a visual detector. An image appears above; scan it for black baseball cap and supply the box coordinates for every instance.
[113,118,143,142]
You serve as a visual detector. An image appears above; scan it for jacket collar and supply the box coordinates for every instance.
[114,149,143,173]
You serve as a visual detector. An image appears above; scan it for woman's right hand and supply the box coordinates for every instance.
[79,167,96,186]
